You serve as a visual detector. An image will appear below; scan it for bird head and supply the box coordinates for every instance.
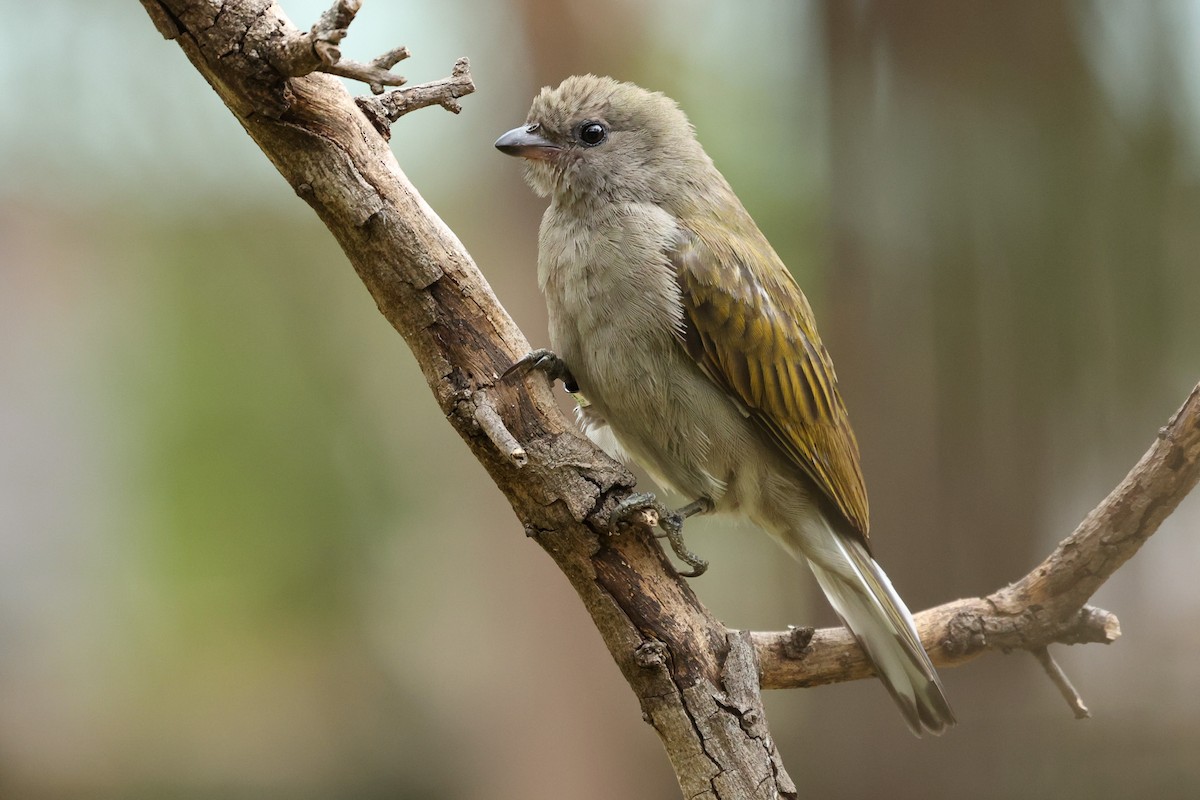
[495,75,710,208]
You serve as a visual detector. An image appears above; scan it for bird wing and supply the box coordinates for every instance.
[669,220,871,546]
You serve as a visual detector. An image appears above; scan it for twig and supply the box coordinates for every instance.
[473,391,527,468]
[1032,647,1091,719]
[359,46,412,94]
[272,0,409,92]
[356,58,476,138]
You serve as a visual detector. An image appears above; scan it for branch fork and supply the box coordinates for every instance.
[273,0,410,92]
[356,58,476,139]
[270,0,476,138]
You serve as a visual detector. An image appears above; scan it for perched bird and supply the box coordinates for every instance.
[495,75,955,735]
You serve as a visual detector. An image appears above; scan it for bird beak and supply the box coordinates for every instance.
[495,125,560,160]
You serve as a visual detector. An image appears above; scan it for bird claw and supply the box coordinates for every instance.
[502,348,579,393]
[609,492,709,578]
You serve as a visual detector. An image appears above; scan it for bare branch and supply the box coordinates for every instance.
[356,58,476,138]
[359,46,413,93]
[754,383,1199,696]
[473,390,528,467]
[271,0,409,92]
[1032,647,1091,719]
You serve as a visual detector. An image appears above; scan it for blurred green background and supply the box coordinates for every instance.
[2,1,1199,798]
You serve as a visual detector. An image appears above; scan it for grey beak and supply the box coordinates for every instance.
[495,125,560,160]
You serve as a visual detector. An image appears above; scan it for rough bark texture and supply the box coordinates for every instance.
[138,2,1199,797]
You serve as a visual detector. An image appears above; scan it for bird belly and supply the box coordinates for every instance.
[581,337,734,501]
[561,308,801,519]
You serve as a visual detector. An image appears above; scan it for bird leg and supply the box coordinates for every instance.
[609,492,712,577]
[502,348,579,393]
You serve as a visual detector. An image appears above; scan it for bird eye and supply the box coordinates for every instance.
[577,122,608,147]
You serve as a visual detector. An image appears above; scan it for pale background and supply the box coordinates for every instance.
[2,1,1199,798]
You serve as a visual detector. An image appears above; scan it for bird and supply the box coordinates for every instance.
[494,74,955,735]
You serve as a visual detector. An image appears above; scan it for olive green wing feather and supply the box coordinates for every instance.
[669,222,871,545]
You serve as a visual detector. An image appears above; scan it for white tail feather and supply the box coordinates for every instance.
[799,528,955,735]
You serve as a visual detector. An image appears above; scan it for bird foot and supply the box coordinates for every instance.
[502,348,579,393]
[609,492,709,578]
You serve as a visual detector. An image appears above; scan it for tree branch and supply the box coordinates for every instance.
[753,383,1199,693]
[356,57,476,139]
[271,0,410,92]
[138,2,1199,797]
[1032,646,1091,719]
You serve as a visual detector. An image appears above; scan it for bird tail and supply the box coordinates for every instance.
[804,532,956,736]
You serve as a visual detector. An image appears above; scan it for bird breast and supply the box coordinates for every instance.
[536,200,763,505]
